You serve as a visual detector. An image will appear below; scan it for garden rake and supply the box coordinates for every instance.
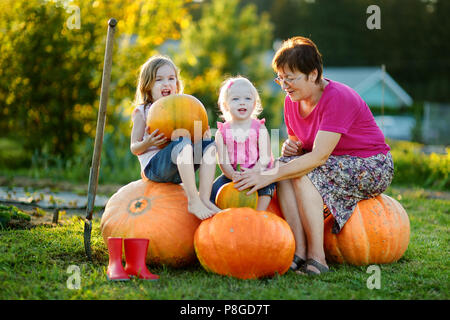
[84,18,117,261]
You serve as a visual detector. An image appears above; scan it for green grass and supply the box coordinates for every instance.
[0,187,448,300]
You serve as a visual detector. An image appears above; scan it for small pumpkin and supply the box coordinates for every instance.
[147,94,209,146]
[100,179,201,267]
[215,182,258,210]
[323,194,410,266]
[215,164,258,210]
[194,208,295,279]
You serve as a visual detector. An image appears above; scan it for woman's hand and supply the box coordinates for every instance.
[282,138,303,156]
[233,169,272,196]
[144,129,168,147]
[231,170,242,182]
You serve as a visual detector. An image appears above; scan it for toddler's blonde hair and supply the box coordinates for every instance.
[134,55,183,107]
[218,76,262,122]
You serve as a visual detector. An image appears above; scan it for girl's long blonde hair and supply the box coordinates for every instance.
[134,55,183,107]
[218,76,263,122]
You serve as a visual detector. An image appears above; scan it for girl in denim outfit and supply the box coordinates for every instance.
[210,76,276,211]
[130,55,220,220]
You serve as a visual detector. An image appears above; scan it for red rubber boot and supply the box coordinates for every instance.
[124,238,159,281]
[106,237,130,281]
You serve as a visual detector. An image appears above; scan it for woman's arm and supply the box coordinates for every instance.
[274,130,341,180]
[234,130,341,194]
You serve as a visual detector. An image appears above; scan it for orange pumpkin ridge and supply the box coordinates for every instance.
[101,179,202,267]
[323,194,410,266]
[194,208,295,279]
[147,94,208,147]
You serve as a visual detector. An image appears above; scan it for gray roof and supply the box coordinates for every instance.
[323,66,413,106]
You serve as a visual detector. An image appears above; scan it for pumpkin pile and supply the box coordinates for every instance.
[194,208,295,279]
[100,179,201,267]
[147,94,209,146]
[323,194,410,266]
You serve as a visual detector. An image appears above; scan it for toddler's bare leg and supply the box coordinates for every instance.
[256,195,271,211]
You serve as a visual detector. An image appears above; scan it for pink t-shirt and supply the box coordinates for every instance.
[218,119,274,170]
[284,79,390,158]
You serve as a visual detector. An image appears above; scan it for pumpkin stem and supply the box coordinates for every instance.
[236,163,241,172]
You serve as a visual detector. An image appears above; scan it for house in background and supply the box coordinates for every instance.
[323,66,413,108]
[323,66,415,141]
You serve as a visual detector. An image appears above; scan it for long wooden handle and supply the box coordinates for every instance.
[85,18,117,221]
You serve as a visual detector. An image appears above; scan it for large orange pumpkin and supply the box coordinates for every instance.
[100,179,201,267]
[215,182,258,210]
[147,94,208,146]
[323,194,410,266]
[194,208,295,279]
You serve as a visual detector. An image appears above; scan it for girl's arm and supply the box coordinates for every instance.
[215,130,238,180]
[130,109,167,155]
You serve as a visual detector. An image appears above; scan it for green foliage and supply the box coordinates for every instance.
[0,138,31,169]
[390,140,450,190]
[0,205,31,228]
[174,0,276,127]
[0,0,100,156]
[24,130,141,184]
[250,0,449,103]
[0,0,191,158]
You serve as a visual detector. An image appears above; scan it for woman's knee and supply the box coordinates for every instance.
[292,175,310,190]
[292,176,323,203]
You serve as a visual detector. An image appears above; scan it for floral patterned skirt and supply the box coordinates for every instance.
[307,152,394,234]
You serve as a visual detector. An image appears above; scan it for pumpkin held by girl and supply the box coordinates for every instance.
[194,207,295,279]
[323,194,410,266]
[147,94,209,146]
[100,179,202,267]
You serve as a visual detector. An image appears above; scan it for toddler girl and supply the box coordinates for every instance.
[210,76,276,210]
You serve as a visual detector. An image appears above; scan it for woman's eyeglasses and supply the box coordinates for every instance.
[274,74,304,86]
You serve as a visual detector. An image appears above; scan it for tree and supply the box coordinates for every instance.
[174,0,275,126]
[261,0,449,103]
[0,0,192,159]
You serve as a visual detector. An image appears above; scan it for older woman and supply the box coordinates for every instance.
[234,36,394,275]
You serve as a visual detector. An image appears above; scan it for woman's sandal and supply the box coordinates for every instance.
[289,254,306,271]
[295,258,333,276]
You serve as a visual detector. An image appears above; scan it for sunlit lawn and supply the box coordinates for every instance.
[0,186,448,300]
